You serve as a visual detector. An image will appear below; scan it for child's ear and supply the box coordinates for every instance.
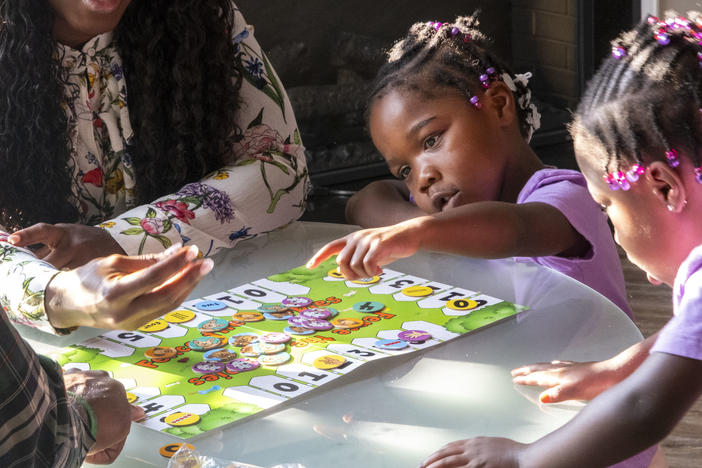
[484,81,516,127]
[646,161,687,213]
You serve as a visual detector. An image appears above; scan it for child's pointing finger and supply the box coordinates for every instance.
[306,238,348,269]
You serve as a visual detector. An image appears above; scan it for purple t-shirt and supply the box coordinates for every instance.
[651,245,702,359]
[514,168,632,318]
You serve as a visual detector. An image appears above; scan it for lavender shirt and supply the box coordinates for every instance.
[651,245,702,359]
[515,168,633,318]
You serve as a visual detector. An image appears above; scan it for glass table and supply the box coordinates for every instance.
[20,221,643,468]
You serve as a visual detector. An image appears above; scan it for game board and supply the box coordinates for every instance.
[54,257,526,440]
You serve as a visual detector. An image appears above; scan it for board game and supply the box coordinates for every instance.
[54,257,526,440]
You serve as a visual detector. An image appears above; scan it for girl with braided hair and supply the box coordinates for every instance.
[307,15,631,319]
[420,12,702,468]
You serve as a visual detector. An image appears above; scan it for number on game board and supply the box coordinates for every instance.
[273,382,300,392]
[347,349,377,357]
[297,371,328,382]
[389,279,414,288]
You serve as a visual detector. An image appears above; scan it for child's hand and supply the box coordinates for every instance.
[420,437,525,468]
[306,220,424,279]
[511,359,620,403]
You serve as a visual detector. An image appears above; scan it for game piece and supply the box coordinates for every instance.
[194,300,227,312]
[225,358,260,373]
[313,355,346,370]
[331,317,364,329]
[197,317,230,333]
[240,344,260,357]
[257,351,291,366]
[163,309,196,323]
[447,298,479,310]
[287,316,309,328]
[257,303,290,313]
[299,318,334,331]
[144,346,177,359]
[262,310,295,321]
[164,412,200,427]
[353,301,385,313]
[282,296,313,307]
[229,332,259,348]
[299,307,333,320]
[401,285,434,297]
[284,325,315,335]
[257,342,286,355]
[325,307,339,317]
[374,338,409,350]
[260,332,291,344]
[232,311,264,322]
[327,268,345,278]
[138,319,169,333]
[192,361,226,374]
[203,348,238,362]
[188,336,226,351]
[126,392,137,403]
[398,330,432,343]
[351,275,381,284]
[159,443,195,458]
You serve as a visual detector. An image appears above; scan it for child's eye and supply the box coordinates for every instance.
[424,134,440,150]
[397,165,411,180]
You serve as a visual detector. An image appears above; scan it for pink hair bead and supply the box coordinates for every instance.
[604,173,620,191]
[696,167,702,184]
[612,46,626,59]
[655,30,670,45]
[434,22,443,30]
[463,33,472,42]
[616,171,631,191]
[665,149,680,167]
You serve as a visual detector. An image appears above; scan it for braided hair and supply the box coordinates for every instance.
[368,14,539,142]
[572,12,702,175]
[0,0,242,231]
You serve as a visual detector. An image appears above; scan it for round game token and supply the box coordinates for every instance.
[159,442,195,458]
[240,343,260,357]
[313,354,346,369]
[299,307,332,320]
[300,318,334,331]
[374,338,409,350]
[262,310,295,321]
[144,346,177,359]
[331,317,364,329]
[287,316,309,328]
[257,303,291,313]
[282,296,313,307]
[353,301,385,313]
[257,351,291,366]
[327,268,345,279]
[351,275,381,284]
[203,348,238,362]
[194,300,227,312]
[192,361,226,374]
[325,307,339,318]
[188,336,226,352]
[228,332,259,347]
[284,325,315,335]
[164,412,200,427]
[398,329,432,343]
[197,317,230,333]
[126,392,137,404]
[446,298,479,311]
[257,342,286,355]
[138,318,169,333]
[232,311,264,322]
[163,309,196,323]
[226,358,260,373]
[401,285,434,297]
[260,332,291,344]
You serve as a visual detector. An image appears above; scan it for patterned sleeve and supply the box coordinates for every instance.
[99,6,310,257]
[0,309,96,466]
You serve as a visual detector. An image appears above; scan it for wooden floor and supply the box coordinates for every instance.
[619,248,702,467]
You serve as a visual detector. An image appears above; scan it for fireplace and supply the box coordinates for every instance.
[237,0,640,222]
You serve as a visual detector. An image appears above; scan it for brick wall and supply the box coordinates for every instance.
[510,0,579,108]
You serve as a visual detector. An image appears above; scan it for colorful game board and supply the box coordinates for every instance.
[54,257,526,439]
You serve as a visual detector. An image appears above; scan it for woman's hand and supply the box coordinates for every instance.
[45,244,212,330]
[64,369,145,465]
[306,218,426,279]
[420,437,525,468]
[8,223,126,269]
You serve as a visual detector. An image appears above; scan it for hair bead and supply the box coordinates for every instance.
[469,95,482,108]
[612,46,627,59]
[695,167,702,184]
[665,149,680,167]
[451,27,460,36]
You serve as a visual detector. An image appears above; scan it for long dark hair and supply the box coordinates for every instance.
[0,0,242,231]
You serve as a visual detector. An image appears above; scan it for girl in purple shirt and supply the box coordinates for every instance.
[422,12,702,467]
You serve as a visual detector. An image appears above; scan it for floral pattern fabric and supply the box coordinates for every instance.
[0,3,309,334]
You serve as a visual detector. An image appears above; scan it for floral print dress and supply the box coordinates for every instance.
[0,4,309,334]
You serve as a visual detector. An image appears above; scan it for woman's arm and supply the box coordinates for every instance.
[99,8,308,258]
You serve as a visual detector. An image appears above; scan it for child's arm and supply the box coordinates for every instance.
[511,333,658,403]
[308,200,586,279]
[421,351,702,468]
[345,180,424,227]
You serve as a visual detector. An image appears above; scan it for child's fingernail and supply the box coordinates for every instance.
[7,234,18,244]
[199,258,214,275]
[185,245,199,261]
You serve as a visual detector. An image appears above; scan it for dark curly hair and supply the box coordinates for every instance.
[368,13,535,141]
[0,0,242,231]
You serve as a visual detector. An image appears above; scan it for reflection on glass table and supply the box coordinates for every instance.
[19,222,642,468]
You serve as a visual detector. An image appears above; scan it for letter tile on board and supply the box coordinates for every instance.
[368,275,429,295]
[326,343,390,361]
[102,331,162,348]
[276,362,341,386]
[223,386,286,408]
[417,288,479,309]
[248,375,315,398]
[81,336,137,358]
[228,284,287,304]
[252,278,311,296]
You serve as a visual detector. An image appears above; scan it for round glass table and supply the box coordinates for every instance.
[20,222,642,468]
